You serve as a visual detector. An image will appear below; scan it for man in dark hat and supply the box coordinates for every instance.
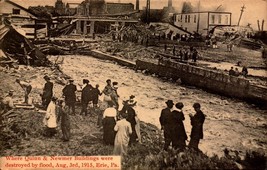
[80,79,93,116]
[188,103,205,151]
[42,75,53,109]
[62,79,77,115]
[160,100,174,151]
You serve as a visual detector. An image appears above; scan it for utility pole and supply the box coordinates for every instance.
[146,0,150,24]
[237,5,245,26]
[196,0,200,33]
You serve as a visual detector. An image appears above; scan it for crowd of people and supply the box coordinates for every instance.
[160,100,205,151]
[1,74,207,157]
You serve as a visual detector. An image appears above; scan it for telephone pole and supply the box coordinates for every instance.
[146,0,150,24]
[237,5,245,26]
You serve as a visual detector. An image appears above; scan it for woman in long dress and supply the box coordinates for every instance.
[103,102,117,145]
[43,97,57,137]
[113,112,132,156]
[172,102,187,150]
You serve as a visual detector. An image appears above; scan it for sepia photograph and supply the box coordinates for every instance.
[0,0,266,169]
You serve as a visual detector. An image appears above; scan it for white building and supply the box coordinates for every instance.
[173,11,232,35]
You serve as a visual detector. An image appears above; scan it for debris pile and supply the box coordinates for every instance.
[0,20,49,66]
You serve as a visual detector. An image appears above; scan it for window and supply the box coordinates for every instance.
[181,15,182,21]
[194,15,197,23]
[12,9,20,14]
[218,15,222,24]
[225,15,229,24]
[185,15,187,23]
[211,15,215,24]
[188,15,190,23]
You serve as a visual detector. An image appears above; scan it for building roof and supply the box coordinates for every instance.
[174,11,231,15]
[67,3,80,8]
[106,2,134,5]
[5,0,37,18]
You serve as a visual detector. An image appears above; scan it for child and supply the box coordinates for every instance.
[43,97,57,137]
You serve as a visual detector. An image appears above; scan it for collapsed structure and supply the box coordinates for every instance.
[0,20,49,66]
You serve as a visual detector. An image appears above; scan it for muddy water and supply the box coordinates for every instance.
[56,55,267,157]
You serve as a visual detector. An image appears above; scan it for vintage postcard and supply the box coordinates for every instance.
[0,0,266,169]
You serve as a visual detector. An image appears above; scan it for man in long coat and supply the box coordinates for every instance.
[62,79,77,115]
[160,100,174,151]
[189,103,205,151]
[80,79,93,116]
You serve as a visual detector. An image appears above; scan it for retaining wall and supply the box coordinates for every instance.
[136,59,267,104]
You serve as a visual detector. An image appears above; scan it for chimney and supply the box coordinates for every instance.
[168,0,172,7]
[136,0,139,10]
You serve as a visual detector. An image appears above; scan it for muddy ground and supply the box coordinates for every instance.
[1,53,266,159]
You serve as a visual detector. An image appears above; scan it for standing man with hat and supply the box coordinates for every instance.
[62,79,77,115]
[80,79,93,116]
[42,75,53,109]
[160,100,175,151]
[189,103,206,151]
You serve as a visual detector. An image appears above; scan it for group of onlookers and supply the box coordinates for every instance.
[229,66,248,77]
[160,100,205,151]
[43,77,140,157]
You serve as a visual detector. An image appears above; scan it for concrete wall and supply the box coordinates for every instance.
[136,59,267,103]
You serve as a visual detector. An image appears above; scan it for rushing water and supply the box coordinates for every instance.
[55,55,267,157]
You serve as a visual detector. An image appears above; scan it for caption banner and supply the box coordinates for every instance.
[0,156,121,169]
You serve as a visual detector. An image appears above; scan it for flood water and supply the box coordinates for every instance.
[54,55,267,157]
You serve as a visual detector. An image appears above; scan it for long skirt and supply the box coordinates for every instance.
[103,117,116,145]
[61,122,70,141]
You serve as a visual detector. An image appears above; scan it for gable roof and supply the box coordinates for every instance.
[5,0,37,17]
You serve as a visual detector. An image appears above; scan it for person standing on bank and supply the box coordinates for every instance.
[172,102,187,151]
[57,99,70,142]
[160,100,175,151]
[189,103,205,151]
[80,79,93,116]
[15,79,32,104]
[111,82,119,110]
[62,79,77,115]
[43,97,57,137]
[113,112,132,156]
[103,102,117,145]
[102,79,113,104]
[42,76,53,109]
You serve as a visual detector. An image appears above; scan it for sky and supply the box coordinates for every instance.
[12,0,267,30]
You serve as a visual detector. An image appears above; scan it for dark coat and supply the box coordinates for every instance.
[43,81,53,98]
[62,84,77,104]
[81,84,93,103]
[190,110,205,139]
[160,107,174,139]
[172,110,187,141]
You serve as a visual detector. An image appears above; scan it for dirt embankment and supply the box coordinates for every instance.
[1,56,266,169]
